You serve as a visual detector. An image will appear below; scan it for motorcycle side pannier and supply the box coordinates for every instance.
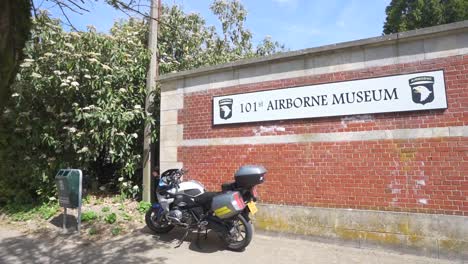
[234,165,266,188]
[211,191,245,219]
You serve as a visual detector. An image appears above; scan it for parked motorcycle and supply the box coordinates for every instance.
[145,165,266,251]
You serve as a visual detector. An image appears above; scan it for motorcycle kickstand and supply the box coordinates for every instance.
[195,228,202,249]
[174,229,190,248]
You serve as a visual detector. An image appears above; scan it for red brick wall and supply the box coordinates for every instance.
[178,55,468,216]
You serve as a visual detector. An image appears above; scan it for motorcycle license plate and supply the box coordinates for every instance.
[247,201,258,215]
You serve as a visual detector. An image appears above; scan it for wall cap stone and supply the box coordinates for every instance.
[159,21,468,83]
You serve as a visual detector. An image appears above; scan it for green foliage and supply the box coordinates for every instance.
[81,210,98,222]
[88,226,97,235]
[101,206,110,213]
[383,0,468,34]
[1,201,58,221]
[0,13,151,202]
[137,201,151,214]
[111,226,121,236]
[104,212,117,224]
[0,1,283,203]
[121,212,132,221]
[37,202,59,220]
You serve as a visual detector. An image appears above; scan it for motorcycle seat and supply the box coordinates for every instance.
[194,192,219,206]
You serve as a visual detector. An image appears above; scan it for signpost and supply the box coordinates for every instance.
[55,169,83,234]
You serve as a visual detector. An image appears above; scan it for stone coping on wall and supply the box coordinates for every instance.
[159,20,468,90]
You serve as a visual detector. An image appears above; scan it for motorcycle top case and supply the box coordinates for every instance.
[211,191,245,219]
[234,165,266,188]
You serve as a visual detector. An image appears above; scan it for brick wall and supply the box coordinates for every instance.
[177,55,468,216]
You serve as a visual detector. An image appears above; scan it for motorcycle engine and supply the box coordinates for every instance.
[167,209,193,226]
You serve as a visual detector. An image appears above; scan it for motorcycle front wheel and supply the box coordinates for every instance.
[145,208,174,234]
[223,214,253,251]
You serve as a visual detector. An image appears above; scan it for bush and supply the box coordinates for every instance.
[104,213,117,224]
[81,211,98,222]
[137,201,151,214]
[111,227,121,236]
[88,226,97,235]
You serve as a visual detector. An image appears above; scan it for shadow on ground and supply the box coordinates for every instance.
[0,229,169,264]
[139,226,233,254]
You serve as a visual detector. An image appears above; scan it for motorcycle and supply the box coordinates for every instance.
[145,165,266,251]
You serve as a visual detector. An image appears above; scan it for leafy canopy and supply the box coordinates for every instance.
[0,0,284,203]
[383,0,468,34]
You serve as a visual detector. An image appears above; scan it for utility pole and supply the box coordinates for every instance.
[143,0,160,202]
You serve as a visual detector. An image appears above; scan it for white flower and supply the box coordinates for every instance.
[67,76,74,80]
[72,103,78,107]
[24,156,31,161]
[78,146,89,153]
[132,185,139,191]
[122,182,128,187]
[48,197,57,201]
[109,150,115,154]
[134,105,142,110]
[20,62,31,68]
[116,132,125,136]
[102,64,112,71]
[118,177,124,182]
[82,106,90,111]
[44,52,54,57]
[84,74,91,79]
[68,127,77,133]
[11,93,19,97]
[104,81,111,85]
[64,43,74,49]
[31,72,42,78]
[88,58,99,63]
[106,120,111,124]
[131,133,138,139]
[70,32,80,37]
[53,70,62,75]
[119,88,126,93]
[71,81,79,87]
[24,59,35,62]
[60,82,68,87]
[99,186,106,191]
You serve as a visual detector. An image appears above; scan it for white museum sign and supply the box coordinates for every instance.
[212,70,447,125]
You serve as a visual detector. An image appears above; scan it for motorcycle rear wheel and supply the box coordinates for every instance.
[223,214,253,251]
[145,208,175,234]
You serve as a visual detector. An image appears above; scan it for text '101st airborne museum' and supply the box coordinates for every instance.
[159,22,468,260]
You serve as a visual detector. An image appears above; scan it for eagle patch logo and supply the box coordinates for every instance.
[219,98,233,120]
[409,76,435,105]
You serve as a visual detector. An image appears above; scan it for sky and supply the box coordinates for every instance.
[33,0,392,51]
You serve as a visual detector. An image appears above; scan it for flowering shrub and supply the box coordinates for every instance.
[0,13,151,202]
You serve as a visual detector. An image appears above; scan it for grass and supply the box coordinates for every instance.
[1,202,59,221]
[101,206,110,213]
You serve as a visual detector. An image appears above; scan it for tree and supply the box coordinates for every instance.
[383,0,468,34]
[0,1,284,203]
[0,0,31,115]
